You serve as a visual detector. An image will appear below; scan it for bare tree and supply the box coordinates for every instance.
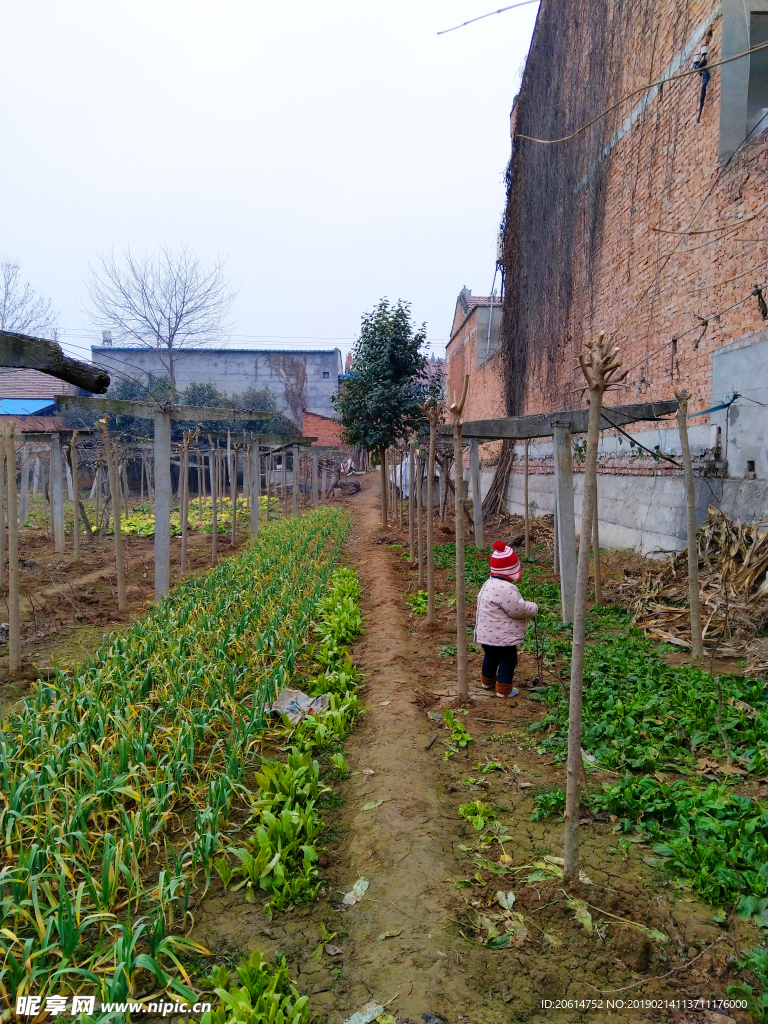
[1,259,58,336]
[86,246,237,387]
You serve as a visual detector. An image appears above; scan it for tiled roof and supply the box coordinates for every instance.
[0,368,78,399]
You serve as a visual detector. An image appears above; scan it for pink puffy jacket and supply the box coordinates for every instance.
[474,576,538,647]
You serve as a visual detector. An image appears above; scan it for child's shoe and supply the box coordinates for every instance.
[481,674,496,691]
[495,681,519,698]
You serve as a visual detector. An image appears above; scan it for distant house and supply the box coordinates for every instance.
[445,286,504,423]
[90,345,343,422]
[0,368,77,432]
[302,409,346,449]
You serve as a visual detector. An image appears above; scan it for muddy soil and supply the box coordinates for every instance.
[3,505,249,703]
[192,475,760,1024]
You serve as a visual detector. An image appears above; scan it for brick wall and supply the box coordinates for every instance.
[504,0,768,434]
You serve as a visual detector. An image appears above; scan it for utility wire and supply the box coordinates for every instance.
[516,40,768,144]
[437,0,538,36]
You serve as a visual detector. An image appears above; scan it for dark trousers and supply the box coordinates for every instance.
[481,644,518,686]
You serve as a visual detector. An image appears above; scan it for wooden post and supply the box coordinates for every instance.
[675,389,704,659]
[50,432,65,553]
[397,449,403,531]
[378,447,387,527]
[592,484,602,605]
[416,448,424,586]
[244,444,251,513]
[19,444,30,526]
[94,459,102,537]
[0,444,5,590]
[69,432,80,562]
[180,433,190,573]
[563,332,625,884]
[209,441,218,565]
[154,412,172,601]
[292,444,300,515]
[408,440,416,560]
[470,439,483,549]
[424,402,441,624]
[312,450,318,506]
[231,445,238,546]
[197,449,204,522]
[96,418,127,612]
[250,438,261,540]
[553,424,577,623]
[1,426,20,674]
[451,375,470,698]
[524,440,530,559]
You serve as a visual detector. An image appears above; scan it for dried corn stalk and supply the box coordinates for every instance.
[630,507,768,666]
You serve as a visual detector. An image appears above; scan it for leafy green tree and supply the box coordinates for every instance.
[332,298,430,526]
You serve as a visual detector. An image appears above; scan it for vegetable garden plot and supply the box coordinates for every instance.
[0,508,356,1009]
[516,576,768,920]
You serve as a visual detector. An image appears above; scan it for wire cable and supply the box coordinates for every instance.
[437,0,538,36]
[516,40,768,145]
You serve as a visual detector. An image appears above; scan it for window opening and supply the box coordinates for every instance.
[748,12,768,133]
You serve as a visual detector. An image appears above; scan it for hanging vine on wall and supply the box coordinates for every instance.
[499,1,706,416]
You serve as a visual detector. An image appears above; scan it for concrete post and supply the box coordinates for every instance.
[470,439,483,549]
[2,427,20,674]
[51,433,65,553]
[321,466,327,501]
[154,411,172,601]
[250,438,260,540]
[553,424,577,623]
[292,444,300,515]
[19,445,30,525]
[312,450,318,506]
[32,457,41,497]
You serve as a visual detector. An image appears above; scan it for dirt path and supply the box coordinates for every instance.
[192,475,758,1024]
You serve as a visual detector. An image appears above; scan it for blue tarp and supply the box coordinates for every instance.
[0,398,57,416]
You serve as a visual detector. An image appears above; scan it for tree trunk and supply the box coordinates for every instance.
[408,440,415,558]
[563,332,623,884]
[97,419,127,612]
[453,424,468,697]
[426,413,438,624]
[379,447,387,528]
[416,450,424,587]
[676,390,703,658]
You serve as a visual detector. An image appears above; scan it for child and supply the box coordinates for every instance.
[474,541,538,698]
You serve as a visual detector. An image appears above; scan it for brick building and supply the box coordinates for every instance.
[445,287,505,422]
[464,0,768,552]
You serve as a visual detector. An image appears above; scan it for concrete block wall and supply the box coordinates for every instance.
[91,347,341,419]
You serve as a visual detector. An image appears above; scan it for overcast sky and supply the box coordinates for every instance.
[1,0,538,370]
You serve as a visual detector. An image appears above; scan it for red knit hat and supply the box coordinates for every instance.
[490,541,521,581]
